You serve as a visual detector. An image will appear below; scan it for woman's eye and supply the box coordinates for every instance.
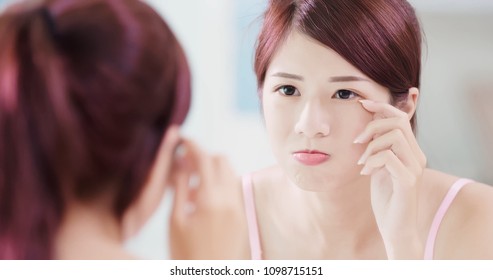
[333,89,359,100]
[276,85,300,96]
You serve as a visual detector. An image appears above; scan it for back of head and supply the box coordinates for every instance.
[0,0,190,259]
[255,0,422,130]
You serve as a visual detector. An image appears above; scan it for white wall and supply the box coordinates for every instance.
[416,12,493,183]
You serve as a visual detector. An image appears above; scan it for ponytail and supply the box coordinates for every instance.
[0,5,65,259]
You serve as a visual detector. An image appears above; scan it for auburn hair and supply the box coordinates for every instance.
[0,0,190,259]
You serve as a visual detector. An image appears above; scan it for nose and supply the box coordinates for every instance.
[294,100,330,138]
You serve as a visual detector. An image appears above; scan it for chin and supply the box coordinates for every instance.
[285,166,346,192]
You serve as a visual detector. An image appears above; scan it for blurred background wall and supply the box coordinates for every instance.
[1,0,492,259]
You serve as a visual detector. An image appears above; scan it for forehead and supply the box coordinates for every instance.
[266,30,369,79]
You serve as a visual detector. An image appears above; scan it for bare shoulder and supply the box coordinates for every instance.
[425,169,493,259]
[238,166,283,259]
[250,165,285,198]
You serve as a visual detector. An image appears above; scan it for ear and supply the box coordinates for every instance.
[402,87,419,120]
[121,125,181,240]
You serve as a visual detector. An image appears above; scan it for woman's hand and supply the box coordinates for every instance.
[355,100,427,259]
[169,140,247,259]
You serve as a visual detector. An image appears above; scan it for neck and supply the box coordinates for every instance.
[54,202,134,259]
[285,174,379,239]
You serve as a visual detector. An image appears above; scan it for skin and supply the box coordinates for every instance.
[169,138,249,260]
[55,126,248,259]
[246,30,493,259]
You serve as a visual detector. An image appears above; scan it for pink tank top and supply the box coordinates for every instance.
[241,174,473,260]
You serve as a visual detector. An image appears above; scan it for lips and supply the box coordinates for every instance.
[292,150,330,166]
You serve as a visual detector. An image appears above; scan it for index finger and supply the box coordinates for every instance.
[359,100,408,120]
[177,139,213,190]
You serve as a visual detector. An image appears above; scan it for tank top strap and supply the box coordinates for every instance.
[424,178,474,259]
[241,174,262,260]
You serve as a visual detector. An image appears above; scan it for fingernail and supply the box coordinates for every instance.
[174,142,186,159]
[173,144,187,168]
[359,100,374,105]
[354,135,365,144]
[360,166,371,175]
[188,173,200,188]
[357,156,365,165]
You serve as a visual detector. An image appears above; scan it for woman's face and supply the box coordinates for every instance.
[262,30,391,191]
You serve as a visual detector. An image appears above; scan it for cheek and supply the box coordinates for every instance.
[262,95,294,139]
[331,103,373,154]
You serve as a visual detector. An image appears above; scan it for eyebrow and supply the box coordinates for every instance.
[271,72,304,81]
[271,72,369,83]
[329,76,369,83]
